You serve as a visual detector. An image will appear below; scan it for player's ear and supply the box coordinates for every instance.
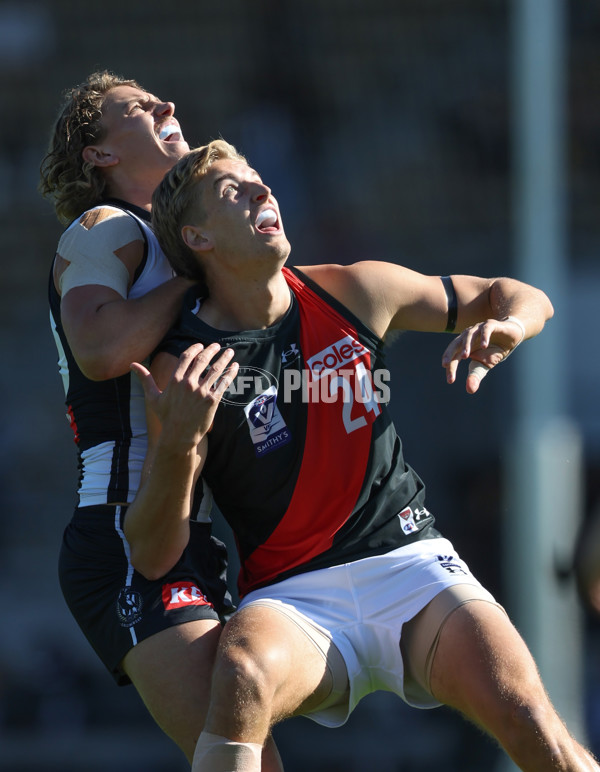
[82,145,119,168]
[182,224,213,252]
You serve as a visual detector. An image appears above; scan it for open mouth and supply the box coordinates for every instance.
[159,122,183,142]
[255,207,279,233]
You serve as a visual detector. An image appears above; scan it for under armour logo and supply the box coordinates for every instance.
[281,343,300,365]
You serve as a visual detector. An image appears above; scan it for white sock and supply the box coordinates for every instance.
[192,731,262,772]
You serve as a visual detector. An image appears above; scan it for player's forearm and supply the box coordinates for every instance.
[74,277,192,380]
[124,445,198,580]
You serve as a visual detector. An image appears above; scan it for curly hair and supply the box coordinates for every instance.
[39,71,143,225]
[151,140,247,284]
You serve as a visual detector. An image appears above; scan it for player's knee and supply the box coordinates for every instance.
[214,639,281,712]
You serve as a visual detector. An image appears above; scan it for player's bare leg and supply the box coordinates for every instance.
[428,601,598,771]
[193,604,335,771]
[123,619,283,770]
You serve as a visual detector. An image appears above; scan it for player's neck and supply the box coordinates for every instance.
[104,172,159,213]
[107,185,152,212]
[199,271,290,332]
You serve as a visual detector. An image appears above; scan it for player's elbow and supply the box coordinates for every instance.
[129,546,176,582]
[128,534,185,581]
[135,564,168,582]
[76,350,131,381]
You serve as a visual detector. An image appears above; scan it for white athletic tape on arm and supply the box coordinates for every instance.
[503,315,526,344]
[57,208,142,298]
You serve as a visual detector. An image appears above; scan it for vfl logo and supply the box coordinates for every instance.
[116,587,143,627]
[398,506,419,534]
[244,385,291,457]
[162,581,213,611]
[306,335,369,378]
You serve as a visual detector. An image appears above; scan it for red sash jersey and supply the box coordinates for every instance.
[161,267,440,597]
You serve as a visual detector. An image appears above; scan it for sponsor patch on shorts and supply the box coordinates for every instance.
[162,581,213,611]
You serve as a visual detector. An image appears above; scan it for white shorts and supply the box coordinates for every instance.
[239,537,498,727]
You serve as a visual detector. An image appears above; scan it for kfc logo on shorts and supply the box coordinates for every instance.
[162,581,213,611]
[306,335,369,378]
[398,506,418,534]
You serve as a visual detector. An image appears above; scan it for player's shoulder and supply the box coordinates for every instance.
[58,204,145,259]
[298,260,398,297]
[296,261,424,337]
[77,204,142,235]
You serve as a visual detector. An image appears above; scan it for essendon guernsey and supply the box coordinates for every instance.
[161,267,439,597]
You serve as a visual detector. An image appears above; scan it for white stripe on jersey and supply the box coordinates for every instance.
[49,307,69,396]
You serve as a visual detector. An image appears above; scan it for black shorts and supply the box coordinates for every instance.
[59,504,235,685]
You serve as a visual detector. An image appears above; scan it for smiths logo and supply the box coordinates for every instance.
[162,581,213,611]
[306,335,369,378]
[244,385,291,457]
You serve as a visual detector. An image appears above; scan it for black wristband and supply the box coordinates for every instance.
[441,275,458,332]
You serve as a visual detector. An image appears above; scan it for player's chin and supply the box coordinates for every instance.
[263,237,291,261]
[163,140,190,160]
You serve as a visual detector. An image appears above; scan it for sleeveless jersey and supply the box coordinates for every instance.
[49,200,175,506]
[162,266,440,597]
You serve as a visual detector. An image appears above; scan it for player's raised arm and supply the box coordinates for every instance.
[302,262,553,394]
[124,343,238,580]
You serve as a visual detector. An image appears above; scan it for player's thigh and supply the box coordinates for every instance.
[428,600,549,729]
[122,619,222,758]
[218,604,334,720]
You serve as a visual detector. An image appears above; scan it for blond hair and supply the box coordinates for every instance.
[39,71,143,225]
[151,140,247,282]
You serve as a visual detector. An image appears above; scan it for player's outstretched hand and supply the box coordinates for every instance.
[131,342,238,445]
[441,317,525,394]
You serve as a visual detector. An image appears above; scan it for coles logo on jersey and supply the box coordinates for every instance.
[244,384,291,457]
[306,335,369,378]
[162,581,213,611]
